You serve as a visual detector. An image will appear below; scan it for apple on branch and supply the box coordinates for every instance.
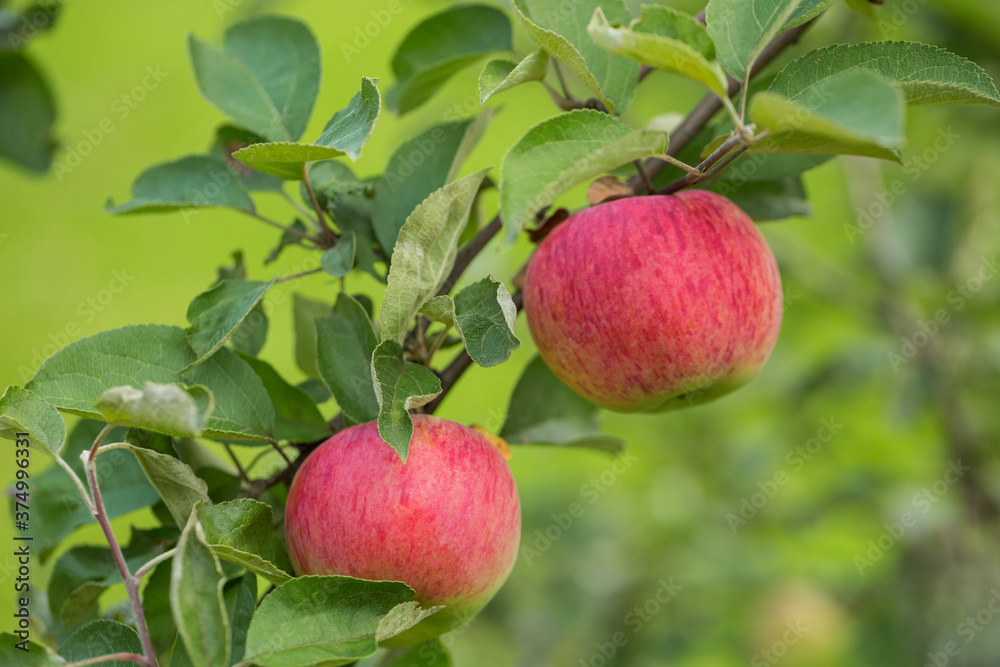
[523,190,783,413]
[284,415,522,645]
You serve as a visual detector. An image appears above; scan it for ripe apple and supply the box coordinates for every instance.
[523,190,782,413]
[283,414,521,645]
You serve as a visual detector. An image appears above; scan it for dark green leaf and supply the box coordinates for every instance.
[105,156,255,215]
[0,635,62,666]
[0,53,56,172]
[420,277,520,367]
[225,572,258,665]
[60,619,143,666]
[371,341,441,460]
[185,278,276,369]
[238,354,329,443]
[264,220,308,265]
[706,0,805,80]
[705,176,811,221]
[292,294,333,380]
[210,125,284,192]
[387,4,512,113]
[502,356,625,455]
[25,324,276,441]
[189,16,320,142]
[384,639,452,667]
[143,563,178,654]
[315,293,380,426]
[321,232,356,278]
[373,111,494,258]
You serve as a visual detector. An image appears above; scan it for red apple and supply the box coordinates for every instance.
[283,414,521,645]
[523,190,782,412]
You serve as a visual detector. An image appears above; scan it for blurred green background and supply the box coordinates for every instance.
[2,0,1000,664]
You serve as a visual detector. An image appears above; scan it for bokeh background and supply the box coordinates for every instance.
[2,0,1000,664]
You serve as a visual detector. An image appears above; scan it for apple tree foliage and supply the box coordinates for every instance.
[2,1,999,665]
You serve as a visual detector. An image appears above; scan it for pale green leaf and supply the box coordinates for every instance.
[420,277,520,367]
[106,442,211,526]
[371,341,441,460]
[233,78,381,179]
[750,69,905,160]
[0,385,64,455]
[195,499,294,585]
[498,109,669,243]
[375,602,443,643]
[706,0,806,80]
[379,169,491,344]
[588,6,729,97]
[172,514,231,667]
[512,0,639,113]
[95,382,214,439]
[242,576,414,667]
[479,50,549,104]
[238,354,330,443]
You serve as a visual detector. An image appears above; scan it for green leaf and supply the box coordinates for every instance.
[479,50,549,104]
[225,572,258,666]
[706,0,805,80]
[587,6,729,98]
[264,219,308,265]
[375,602,443,644]
[238,354,330,443]
[210,125,284,192]
[371,341,441,461]
[242,575,415,667]
[379,169,491,344]
[705,176,811,221]
[22,420,160,562]
[292,294,333,380]
[768,41,1000,109]
[143,562,178,654]
[172,514,231,667]
[387,4,512,114]
[233,78,381,179]
[106,155,255,215]
[498,109,669,243]
[189,16,320,142]
[321,232,356,278]
[0,53,56,172]
[61,619,143,666]
[0,385,64,455]
[230,303,269,357]
[25,324,276,441]
[95,382,214,439]
[195,499,294,586]
[785,0,837,29]
[107,442,211,526]
[420,277,520,367]
[185,278,276,370]
[384,639,452,667]
[512,0,639,113]
[501,356,625,455]
[0,636,62,666]
[315,293,380,426]
[373,111,495,258]
[311,165,383,282]
[750,69,905,160]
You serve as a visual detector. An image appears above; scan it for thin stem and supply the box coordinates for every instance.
[87,426,159,666]
[281,190,320,227]
[275,266,324,283]
[269,438,293,466]
[66,654,151,667]
[302,164,337,242]
[657,154,704,177]
[134,547,178,580]
[552,60,575,102]
[222,443,252,485]
[247,211,322,244]
[51,453,96,513]
[654,131,748,195]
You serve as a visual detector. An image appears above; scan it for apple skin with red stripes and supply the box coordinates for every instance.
[283,414,521,645]
[523,190,783,413]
